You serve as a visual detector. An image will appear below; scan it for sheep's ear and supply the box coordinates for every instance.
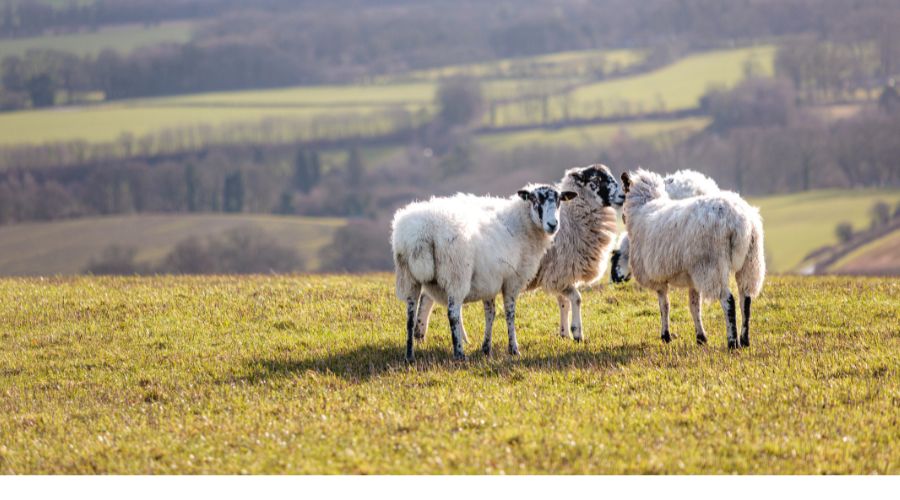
[560,191,577,202]
[621,172,632,193]
[569,170,585,183]
[517,190,530,201]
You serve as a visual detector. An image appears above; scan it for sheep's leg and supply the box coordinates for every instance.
[447,298,466,361]
[481,298,496,356]
[556,294,571,339]
[657,288,672,343]
[720,292,739,350]
[414,293,434,342]
[739,294,751,348]
[564,286,584,342]
[503,295,520,356]
[689,288,707,345]
[404,286,422,362]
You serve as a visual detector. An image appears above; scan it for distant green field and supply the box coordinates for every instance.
[491,45,776,126]
[750,189,900,273]
[1,274,897,473]
[395,48,645,82]
[0,214,346,275]
[829,228,900,275]
[477,117,709,150]
[0,46,773,148]
[0,21,193,59]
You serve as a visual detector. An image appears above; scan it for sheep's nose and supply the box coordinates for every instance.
[547,222,558,232]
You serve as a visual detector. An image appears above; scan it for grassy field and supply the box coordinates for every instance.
[0,21,193,59]
[0,214,345,275]
[0,46,769,147]
[393,48,645,82]
[476,117,709,150]
[750,189,900,273]
[491,45,776,126]
[829,228,900,275]
[0,274,897,474]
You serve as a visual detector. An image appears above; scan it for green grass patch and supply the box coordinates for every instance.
[0,21,193,59]
[491,45,776,126]
[0,274,896,473]
[0,214,345,275]
[476,117,709,150]
[749,189,900,273]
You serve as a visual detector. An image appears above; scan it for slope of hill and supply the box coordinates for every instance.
[0,274,896,473]
[0,214,345,276]
[828,228,900,275]
[750,189,900,273]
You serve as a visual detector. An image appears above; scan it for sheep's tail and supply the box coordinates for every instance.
[392,230,436,300]
[735,215,765,298]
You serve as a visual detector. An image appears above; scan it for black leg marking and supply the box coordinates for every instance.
[482,299,495,356]
[447,299,466,361]
[661,330,672,343]
[405,298,417,362]
[740,295,751,347]
[722,294,738,349]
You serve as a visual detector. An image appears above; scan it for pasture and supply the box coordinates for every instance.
[0,46,771,147]
[750,189,900,273]
[0,274,896,473]
[0,214,345,275]
[0,21,193,59]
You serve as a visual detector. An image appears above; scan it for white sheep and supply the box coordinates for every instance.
[391,185,576,361]
[526,164,624,342]
[620,169,765,349]
[611,169,720,283]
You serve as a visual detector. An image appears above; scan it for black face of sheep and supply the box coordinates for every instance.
[517,186,577,235]
[570,164,625,207]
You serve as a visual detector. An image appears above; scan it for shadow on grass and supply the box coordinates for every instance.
[237,341,642,383]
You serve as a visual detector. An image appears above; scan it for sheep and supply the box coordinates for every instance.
[526,164,624,342]
[391,185,576,361]
[620,169,765,349]
[611,169,720,284]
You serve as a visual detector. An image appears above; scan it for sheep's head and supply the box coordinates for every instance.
[621,169,667,215]
[517,185,577,236]
[568,164,625,208]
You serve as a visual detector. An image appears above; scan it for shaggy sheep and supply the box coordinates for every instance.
[391,185,576,361]
[526,164,624,342]
[611,169,720,283]
[620,169,765,349]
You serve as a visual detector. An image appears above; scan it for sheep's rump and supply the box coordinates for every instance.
[391,194,528,305]
[629,191,763,299]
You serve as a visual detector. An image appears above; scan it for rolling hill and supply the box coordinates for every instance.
[0,214,346,276]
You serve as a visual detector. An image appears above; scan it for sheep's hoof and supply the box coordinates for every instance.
[508,346,520,356]
[740,335,750,348]
[558,329,571,339]
[727,339,739,350]
[573,336,583,343]
[661,331,672,343]
[405,354,415,363]
[696,334,707,346]
[452,352,467,362]
[481,343,492,356]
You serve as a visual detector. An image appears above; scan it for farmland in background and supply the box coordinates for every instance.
[0,214,345,275]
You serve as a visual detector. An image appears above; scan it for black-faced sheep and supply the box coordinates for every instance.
[391,185,576,361]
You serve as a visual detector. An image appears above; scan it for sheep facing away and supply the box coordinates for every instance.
[611,169,720,283]
[526,164,624,342]
[620,169,765,349]
[391,185,576,361]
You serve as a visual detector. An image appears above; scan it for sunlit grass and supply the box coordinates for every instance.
[0,274,896,473]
